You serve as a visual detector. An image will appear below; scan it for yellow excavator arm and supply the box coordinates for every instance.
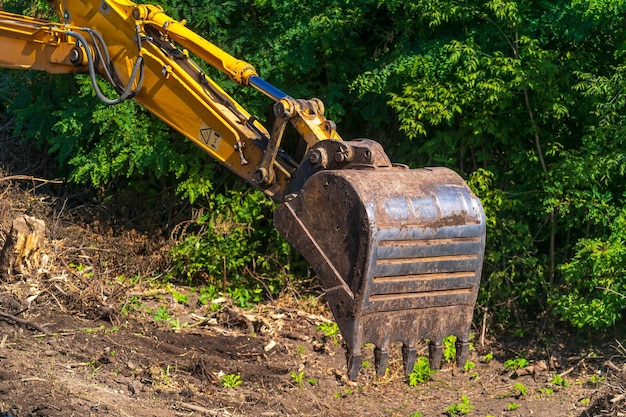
[0,0,486,380]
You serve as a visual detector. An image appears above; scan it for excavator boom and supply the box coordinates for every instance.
[0,0,486,380]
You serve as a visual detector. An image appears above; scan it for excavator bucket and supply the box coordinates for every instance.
[274,139,485,380]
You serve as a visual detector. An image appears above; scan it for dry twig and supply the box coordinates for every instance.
[0,310,50,334]
[0,175,64,184]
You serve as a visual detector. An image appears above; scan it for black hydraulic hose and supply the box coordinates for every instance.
[87,24,144,97]
[66,30,144,105]
[85,30,116,87]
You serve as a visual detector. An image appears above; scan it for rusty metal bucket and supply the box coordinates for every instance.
[274,144,485,380]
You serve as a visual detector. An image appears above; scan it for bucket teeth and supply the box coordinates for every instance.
[456,340,470,367]
[402,345,418,375]
[346,351,362,382]
[374,347,389,377]
[429,343,444,370]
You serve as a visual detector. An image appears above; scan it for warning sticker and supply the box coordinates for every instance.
[199,127,222,152]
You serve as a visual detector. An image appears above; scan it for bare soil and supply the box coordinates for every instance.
[0,136,624,417]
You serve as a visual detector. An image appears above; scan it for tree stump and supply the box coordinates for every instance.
[0,215,46,281]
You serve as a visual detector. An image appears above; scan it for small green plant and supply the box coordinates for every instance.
[317,322,340,343]
[504,356,529,371]
[482,352,494,364]
[307,378,318,386]
[295,346,305,356]
[317,322,339,337]
[513,382,528,396]
[408,356,436,386]
[362,360,371,368]
[121,295,142,317]
[221,373,242,389]
[153,306,171,322]
[445,395,474,416]
[589,374,605,384]
[70,262,93,277]
[168,318,188,331]
[464,361,475,372]
[171,289,188,304]
[290,371,305,387]
[580,398,590,406]
[105,326,119,334]
[229,286,263,308]
[198,285,220,305]
[551,374,569,387]
[409,413,423,417]
[507,402,519,410]
[443,335,457,362]
[83,326,105,334]
[538,387,554,395]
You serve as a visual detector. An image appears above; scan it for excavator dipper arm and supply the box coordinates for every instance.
[0,0,486,380]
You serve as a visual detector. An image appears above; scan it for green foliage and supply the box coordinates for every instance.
[443,335,457,362]
[198,285,220,306]
[153,306,171,322]
[507,402,519,411]
[170,290,188,305]
[513,382,528,396]
[408,356,436,386]
[120,296,142,317]
[551,209,626,329]
[220,373,242,389]
[317,322,340,344]
[463,361,476,373]
[168,190,295,306]
[588,374,605,385]
[551,374,569,387]
[445,395,474,416]
[317,322,339,337]
[503,356,529,371]
[290,371,305,387]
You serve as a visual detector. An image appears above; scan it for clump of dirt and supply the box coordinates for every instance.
[0,134,622,417]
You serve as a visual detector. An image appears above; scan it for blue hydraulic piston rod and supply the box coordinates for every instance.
[249,76,289,102]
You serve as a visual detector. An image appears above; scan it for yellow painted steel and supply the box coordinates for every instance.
[0,12,81,73]
[0,0,311,200]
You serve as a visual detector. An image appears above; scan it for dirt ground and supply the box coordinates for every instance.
[0,136,625,417]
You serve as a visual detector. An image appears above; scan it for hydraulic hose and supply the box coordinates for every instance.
[66,28,144,105]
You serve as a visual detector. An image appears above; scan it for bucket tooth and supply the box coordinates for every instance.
[374,347,389,377]
[346,351,362,381]
[429,342,444,370]
[456,340,471,367]
[402,345,418,375]
[274,160,486,381]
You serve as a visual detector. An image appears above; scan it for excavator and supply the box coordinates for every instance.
[0,0,486,380]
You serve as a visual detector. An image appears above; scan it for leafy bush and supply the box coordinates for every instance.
[552,212,626,329]
[168,190,296,305]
